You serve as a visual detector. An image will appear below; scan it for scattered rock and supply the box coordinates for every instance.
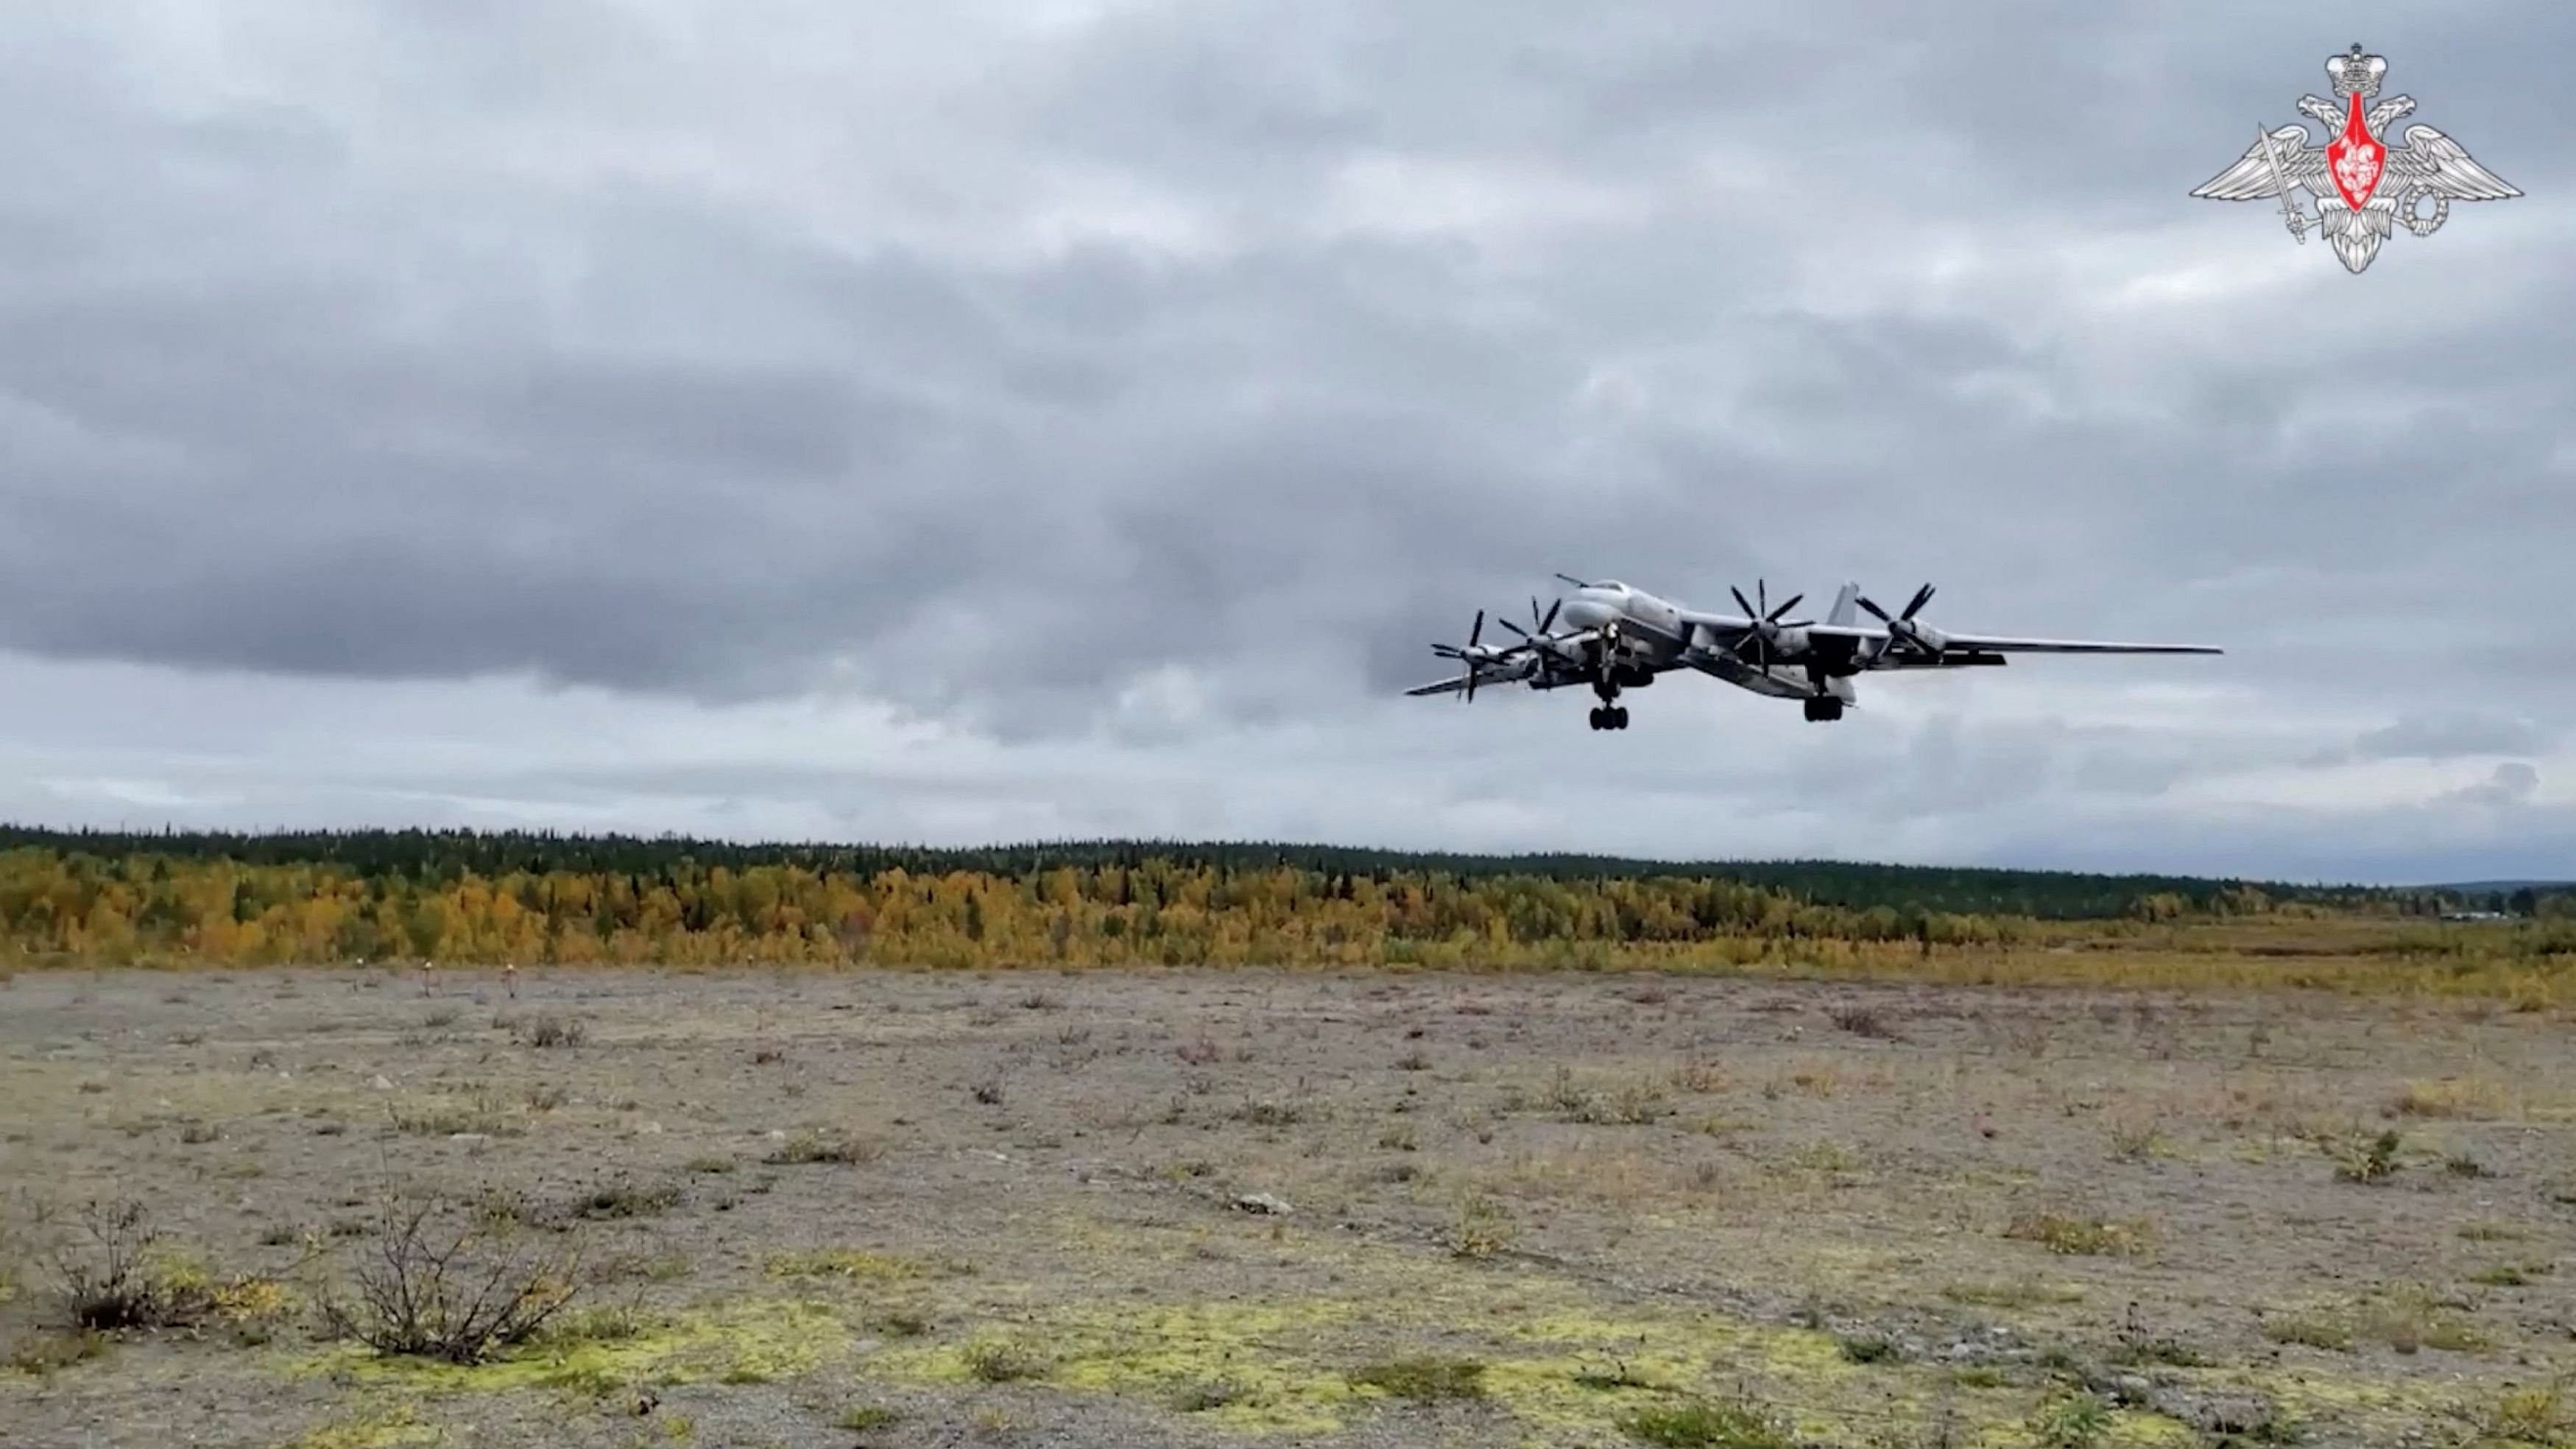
[636,1120,664,1135]
[448,1132,490,1145]
[370,1074,394,1090]
[1233,1192,1293,1216]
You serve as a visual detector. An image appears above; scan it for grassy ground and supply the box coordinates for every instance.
[2,964,2572,1448]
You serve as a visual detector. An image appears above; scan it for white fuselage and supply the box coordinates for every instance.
[1559,580,1849,702]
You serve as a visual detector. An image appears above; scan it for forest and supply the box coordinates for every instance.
[0,824,2495,915]
[0,826,2567,975]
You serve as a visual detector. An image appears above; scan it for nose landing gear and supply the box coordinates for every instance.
[1802,697,1844,722]
[1587,706,1630,731]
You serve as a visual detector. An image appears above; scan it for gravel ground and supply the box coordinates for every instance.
[2,965,2570,1448]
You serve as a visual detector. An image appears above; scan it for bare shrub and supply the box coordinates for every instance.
[1829,1004,1902,1040]
[320,1192,581,1363]
[524,1015,586,1048]
[46,1200,210,1330]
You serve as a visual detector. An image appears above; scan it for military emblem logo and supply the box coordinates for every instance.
[2192,44,2519,273]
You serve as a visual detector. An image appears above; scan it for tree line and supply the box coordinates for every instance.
[0,825,2477,920]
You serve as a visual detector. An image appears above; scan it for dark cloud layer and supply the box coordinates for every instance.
[1,1,2569,876]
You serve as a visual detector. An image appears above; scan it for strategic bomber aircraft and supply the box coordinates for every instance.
[1410,576,2220,729]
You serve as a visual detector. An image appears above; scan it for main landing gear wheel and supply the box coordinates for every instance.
[1802,698,1844,722]
[1588,707,1630,730]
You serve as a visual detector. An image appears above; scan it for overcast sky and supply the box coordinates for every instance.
[2,1,2570,884]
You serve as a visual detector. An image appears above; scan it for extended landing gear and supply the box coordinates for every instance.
[1587,706,1629,730]
[1802,697,1844,722]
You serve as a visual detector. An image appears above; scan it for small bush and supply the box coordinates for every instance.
[1231,1099,1303,1127]
[1837,1332,1899,1364]
[2004,1212,2151,1257]
[2388,1078,2508,1121]
[1670,1060,1727,1093]
[2332,1129,2402,1183]
[525,1015,586,1048]
[872,1309,930,1338]
[963,1339,1051,1383]
[2483,1382,2574,1445]
[764,1129,881,1166]
[2262,1312,2353,1352]
[320,1192,580,1363]
[836,1405,902,1431]
[1572,1358,1656,1391]
[1447,1196,1514,1260]
[2029,1389,2111,1449]
[46,1201,211,1330]
[7,1328,109,1376]
[571,1180,680,1220]
[1348,1355,1486,1401]
[1617,1397,1793,1448]
[387,1094,518,1138]
[1829,1004,1901,1040]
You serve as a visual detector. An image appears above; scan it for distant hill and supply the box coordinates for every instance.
[0,823,2427,920]
[2431,881,2575,894]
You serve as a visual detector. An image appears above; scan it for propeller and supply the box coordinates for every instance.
[1428,609,1496,701]
[1725,579,1805,670]
[1855,582,1946,659]
[1492,596,1564,654]
[1553,572,1593,590]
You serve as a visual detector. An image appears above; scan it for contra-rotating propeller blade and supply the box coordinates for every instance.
[1856,583,1943,657]
[1427,610,1492,701]
[1728,581,1800,669]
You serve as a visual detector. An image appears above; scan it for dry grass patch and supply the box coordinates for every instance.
[2003,1210,2153,1258]
[1617,1397,1794,1448]
[764,1128,883,1166]
[961,1339,1051,1383]
[1348,1354,1486,1401]
[1943,1277,2084,1308]
[2388,1076,2512,1121]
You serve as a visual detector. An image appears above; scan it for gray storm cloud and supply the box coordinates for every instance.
[0,0,2570,878]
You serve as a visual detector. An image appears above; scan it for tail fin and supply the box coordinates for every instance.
[1827,582,1860,627]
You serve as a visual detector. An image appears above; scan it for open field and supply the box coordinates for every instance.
[4,965,2574,1448]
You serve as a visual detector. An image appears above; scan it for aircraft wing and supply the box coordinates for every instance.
[1403,656,1535,697]
[1675,610,1761,642]
[1802,624,2222,659]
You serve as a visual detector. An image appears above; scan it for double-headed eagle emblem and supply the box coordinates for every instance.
[2192,44,2519,273]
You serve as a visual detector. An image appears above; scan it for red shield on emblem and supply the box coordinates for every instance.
[2324,91,2385,209]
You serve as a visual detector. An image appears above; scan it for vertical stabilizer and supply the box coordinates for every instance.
[1827,581,1860,627]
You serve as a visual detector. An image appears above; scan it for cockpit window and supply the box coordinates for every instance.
[1595,580,1627,592]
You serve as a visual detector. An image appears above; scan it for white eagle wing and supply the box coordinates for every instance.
[2386,124,2520,200]
[2190,126,2329,200]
